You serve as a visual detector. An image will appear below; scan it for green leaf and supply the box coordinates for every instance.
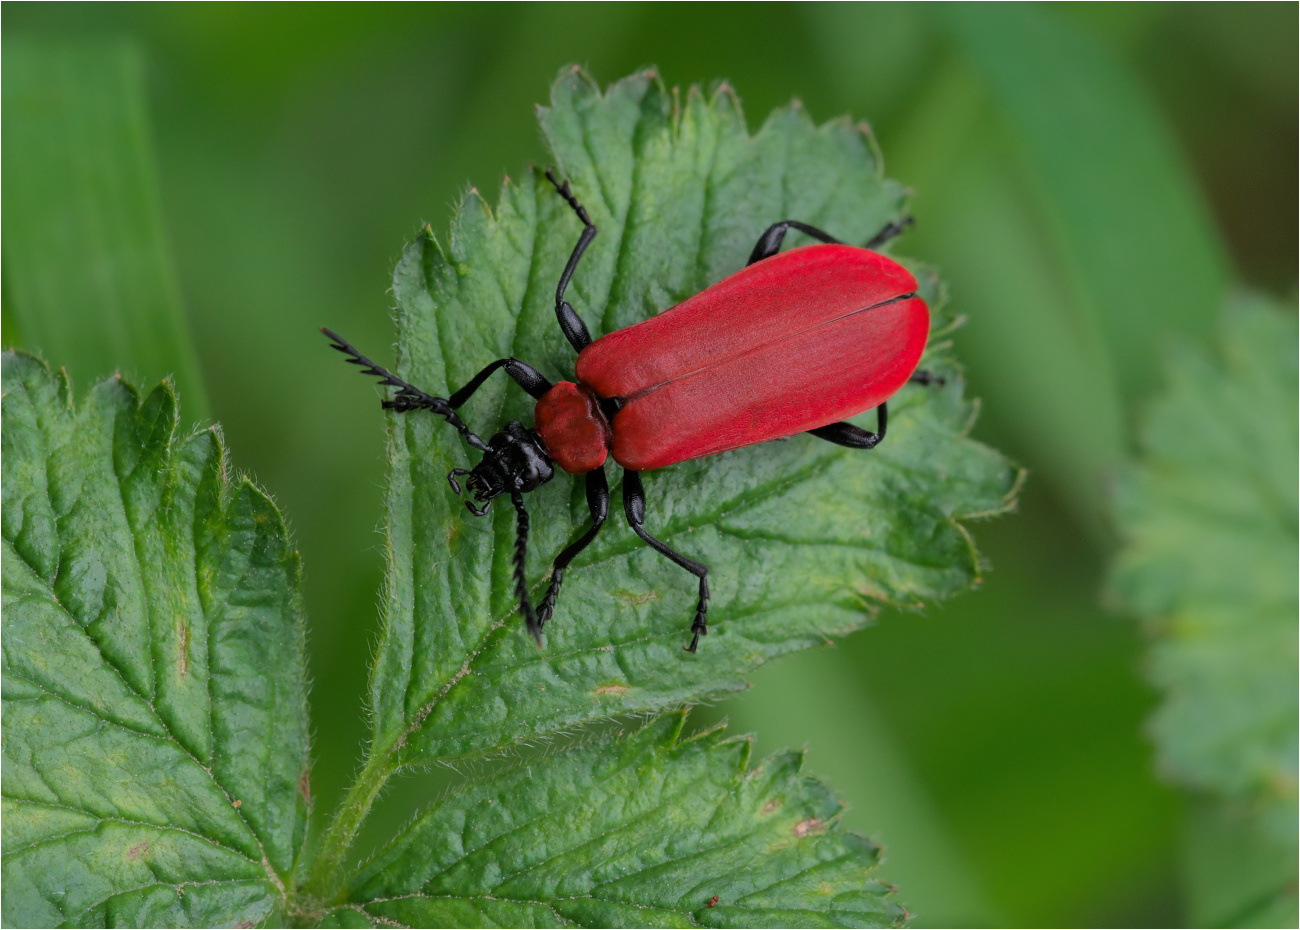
[1110,294,1298,924]
[309,67,1018,903]
[1111,294,1297,830]
[1,351,309,927]
[2,40,209,419]
[938,4,1230,403]
[331,714,905,928]
[1183,797,1300,928]
[372,68,1017,767]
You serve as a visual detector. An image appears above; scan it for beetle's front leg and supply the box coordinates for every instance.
[537,468,609,629]
[545,169,598,353]
[622,470,711,652]
[448,357,553,406]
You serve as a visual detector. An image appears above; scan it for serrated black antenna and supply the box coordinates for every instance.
[510,490,542,646]
[321,327,489,452]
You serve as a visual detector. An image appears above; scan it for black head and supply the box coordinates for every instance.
[448,421,554,516]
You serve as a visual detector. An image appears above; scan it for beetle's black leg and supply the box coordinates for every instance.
[747,221,842,265]
[747,215,915,265]
[622,470,711,653]
[509,490,543,645]
[322,328,490,452]
[808,403,887,450]
[536,468,609,629]
[448,357,553,406]
[909,369,945,387]
[865,216,915,250]
[544,168,596,353]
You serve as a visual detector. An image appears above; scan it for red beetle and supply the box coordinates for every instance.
[325,171,938,652]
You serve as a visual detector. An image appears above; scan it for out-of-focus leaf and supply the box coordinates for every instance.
[939,4,1231,403]
[1,351,308,927]
[885,71,1127,532]
[2,40,208,418]
[369,68,1019,769]
[1111,294,1298,924]
[1183,797,1300,928]
[327,714,905,929]
[846,6,1232,526]
[1112,294,1297,829]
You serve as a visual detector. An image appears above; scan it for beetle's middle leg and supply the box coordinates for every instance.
[808,402,887,450]
[747,221,841,265]
[747,215,915,265]
[537,468,610,629]
[622,470,711,652]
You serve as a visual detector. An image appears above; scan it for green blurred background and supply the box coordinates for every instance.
[4,3,1295,926]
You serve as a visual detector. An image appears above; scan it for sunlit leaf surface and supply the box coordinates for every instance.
[1,352,309,927]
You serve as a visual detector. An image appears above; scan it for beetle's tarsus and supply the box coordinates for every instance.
[448,468,470,494]
[545,168,594,226]
[685,620,707,654]
[865,215,915,250]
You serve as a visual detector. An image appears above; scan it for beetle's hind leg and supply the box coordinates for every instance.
[812,374,942,451]
[809,403,887,450]
[622,470,711,653]
[537,468,610,629]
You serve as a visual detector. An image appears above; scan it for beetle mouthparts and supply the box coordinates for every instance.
[447,465,502,517]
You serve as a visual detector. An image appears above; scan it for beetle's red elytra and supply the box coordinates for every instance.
[569,243,927,471]
[325,170,939,653]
